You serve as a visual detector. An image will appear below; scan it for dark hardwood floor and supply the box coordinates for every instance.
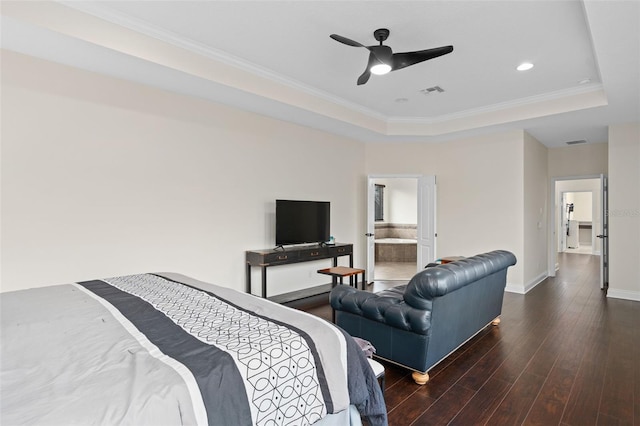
[298,253,640,425]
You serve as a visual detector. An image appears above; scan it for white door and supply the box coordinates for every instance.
[366,178,376,283]
[560,192,569,252]
[417,175,437,270]
[599,174,609,289]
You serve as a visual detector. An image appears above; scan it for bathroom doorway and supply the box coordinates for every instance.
[366,175,436,283]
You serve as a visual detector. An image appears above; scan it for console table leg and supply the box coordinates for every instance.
[246,263,251,294]
[261,266,267,299]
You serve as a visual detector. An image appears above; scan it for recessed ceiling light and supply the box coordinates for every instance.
[395,98,409,103]
[517,62,534,71]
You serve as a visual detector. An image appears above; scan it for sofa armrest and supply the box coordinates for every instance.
[330,285,378,314]
[330,285,431,335]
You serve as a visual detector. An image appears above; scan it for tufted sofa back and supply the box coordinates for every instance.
[404,250,517,309]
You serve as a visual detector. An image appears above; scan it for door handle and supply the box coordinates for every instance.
[596,234,607,238]
[365,233,375,237]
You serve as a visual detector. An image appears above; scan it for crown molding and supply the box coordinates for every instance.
[58,1,388,123]
[388,83,606,125]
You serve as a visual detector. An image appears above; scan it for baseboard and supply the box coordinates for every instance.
[505,272,548,295]
[504,283,525,294]
[607,288,640,302]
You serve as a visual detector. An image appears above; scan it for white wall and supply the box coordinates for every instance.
[607,123,640,301]
[548,143,608,177]
[523,132,548,292]
[1,51,366,294]
[365,131,525,288]
[4,51,635,303]
[374,178,417,224]
[565,192,593,222]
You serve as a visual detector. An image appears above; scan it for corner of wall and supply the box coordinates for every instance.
[505,271,547,295]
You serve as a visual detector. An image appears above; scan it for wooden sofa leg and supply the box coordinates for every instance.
[411,371,430,385]
[491,317,501,326]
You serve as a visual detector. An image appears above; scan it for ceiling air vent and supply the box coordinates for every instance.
[419,86,444,95]
[566,140,587,145]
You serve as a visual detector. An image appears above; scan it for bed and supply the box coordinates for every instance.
[1,273,387,426]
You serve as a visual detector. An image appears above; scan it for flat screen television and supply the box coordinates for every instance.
[275,200,330,246]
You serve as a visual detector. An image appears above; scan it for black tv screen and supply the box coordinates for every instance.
[276,200,330,246]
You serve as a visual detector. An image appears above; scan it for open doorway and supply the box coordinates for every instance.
[560,190,595,254]
[371,177,418,281]
[366,175,436,283]
[550,175,608,289]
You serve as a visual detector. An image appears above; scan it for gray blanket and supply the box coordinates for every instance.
[1,273,387,426]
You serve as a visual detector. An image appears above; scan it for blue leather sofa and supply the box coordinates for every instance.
[330,250,517,384]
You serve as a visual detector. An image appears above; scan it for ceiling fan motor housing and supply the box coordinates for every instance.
[374,28,390,43]
[371,45,393,64]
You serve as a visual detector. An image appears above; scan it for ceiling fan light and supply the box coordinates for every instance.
[517,62,534,71]
[370,63,392,75]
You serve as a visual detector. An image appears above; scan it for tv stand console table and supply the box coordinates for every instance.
[246,243,353,301]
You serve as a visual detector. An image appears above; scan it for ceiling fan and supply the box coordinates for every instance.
[330,28,454,85]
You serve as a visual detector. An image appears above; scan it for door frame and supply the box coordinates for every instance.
[548,174,606,280]
[600,175,609,289]
[366,174,436,282]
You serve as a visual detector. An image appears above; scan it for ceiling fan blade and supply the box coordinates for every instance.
[357,70,371,86]
[330,34,367,48]
[391,45,454,71]
[357,52,378,85]
[331,34,386,79]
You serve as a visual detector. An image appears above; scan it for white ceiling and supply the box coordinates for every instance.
[1,1,638,147]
